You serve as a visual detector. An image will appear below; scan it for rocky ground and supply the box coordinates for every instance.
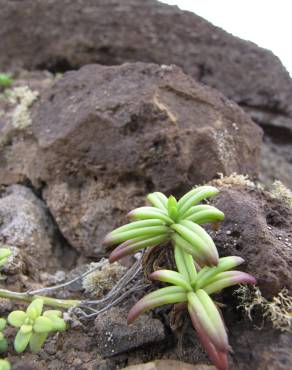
[0,0,291,369]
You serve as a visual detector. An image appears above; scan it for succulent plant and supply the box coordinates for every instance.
[128,253,256,370]
[0,74,12,89]
[0,319,8,353]
[0,249,11,269]
[0,359,10,370]
[104,186,224,265]
[8,298,66,353]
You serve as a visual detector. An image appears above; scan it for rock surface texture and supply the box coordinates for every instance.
[207,181,292,297]
[1,0,292,186]
[0,63,262,256]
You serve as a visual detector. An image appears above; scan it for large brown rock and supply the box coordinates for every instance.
[0,63,262,256]
[1,0,292,187]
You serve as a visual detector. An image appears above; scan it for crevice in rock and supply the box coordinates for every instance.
[13,177,80,271]
[35,58,78,74]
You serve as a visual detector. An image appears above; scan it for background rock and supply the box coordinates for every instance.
[1,0,291,186]
[0,63,262,256]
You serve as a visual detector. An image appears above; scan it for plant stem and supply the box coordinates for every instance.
[0,289,81,309]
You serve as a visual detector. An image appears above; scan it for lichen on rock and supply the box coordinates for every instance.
[82,258,127,297]
[8,86,39,129]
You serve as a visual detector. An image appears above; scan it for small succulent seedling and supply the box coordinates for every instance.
[0,74,12,89]
[0,359,10,370]
[104,186,224,266]
[128,253,256,370]
[0,319,8,353]
[8,298,66,353]
[0,249,11,269]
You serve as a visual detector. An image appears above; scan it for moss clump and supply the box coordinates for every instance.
[235,285,292,332]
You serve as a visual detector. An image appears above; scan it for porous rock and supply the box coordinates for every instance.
[207,181,292,297]
[94,306,165,357]
[0,184,72,278]
[0,63,261,257]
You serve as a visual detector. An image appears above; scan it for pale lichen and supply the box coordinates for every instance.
[213,173,263,189]
[8,86,39,129]
[235,285,292,332]
[82,258,127,297]
[269,180,292,209]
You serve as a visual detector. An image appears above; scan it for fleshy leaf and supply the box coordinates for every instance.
[29,332,48,353]
[187,291,228,351]
[33,316,54,333]
[0,337,8,353]
[128,288,187,323]
[147,192,168,212]
[203,271,257,295]
[0,248,11,260]
[43,310,62,319]
[150,270,192,291]
[174,244,196,282]
[20,325,32,334]
[195,256,245,289]
[167,195,178,221]
[0,318,6,331]
[7,311,26,327]
[26,298,43,319]
[109,234,169,262]
[103,225,170,247]
[0,359,11,370]
[188,302,228,370]
[14,330,32,353]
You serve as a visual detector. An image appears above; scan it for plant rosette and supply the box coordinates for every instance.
[8,298,66,353]
[104,186,224,266]
[127,253,256,370]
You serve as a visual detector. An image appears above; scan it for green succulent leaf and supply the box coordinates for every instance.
[178,186,219,217]
[26,298,43,319]
[128,207,173,224]
[194,256,244,289]
[33,316,54,333]
[0,337,8,353]
[8,311,26,327]
[167,195,178,221]
[147,192,168,212]
[150,270,192,291]
[174,245,197,282]
[49,317,66,331]
[20,325,33,334]
[0,73,13,89]
[43,310,62,319]
[0,248,11,260]
[29,332,48,353]
[0,318,6,331]
[14,329,32,353]
[0,359,11,370]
